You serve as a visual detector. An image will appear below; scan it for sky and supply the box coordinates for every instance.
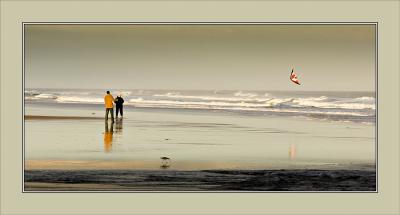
[25,24,376,91]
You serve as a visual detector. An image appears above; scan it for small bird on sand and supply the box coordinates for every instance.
[160,156,170,161]
[160,157,171,169]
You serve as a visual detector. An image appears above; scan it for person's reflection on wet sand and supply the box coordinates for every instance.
[104,121,113,152]
[115,118,123,134]
[289,144,296,160]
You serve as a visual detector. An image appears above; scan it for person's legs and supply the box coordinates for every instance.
[115,107,119,118]
[105,108,109,121]
[120,106,123,117]
[111,108,114,122]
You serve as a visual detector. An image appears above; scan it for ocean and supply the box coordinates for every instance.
[25,89,376,124]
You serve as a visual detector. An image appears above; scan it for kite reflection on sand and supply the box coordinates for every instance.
[289,144,297,160]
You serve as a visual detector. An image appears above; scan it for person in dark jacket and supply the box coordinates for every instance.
[114,94,124,118]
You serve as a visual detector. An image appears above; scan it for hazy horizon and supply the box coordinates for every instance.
[25,24,376,91]
[25,87,375,93]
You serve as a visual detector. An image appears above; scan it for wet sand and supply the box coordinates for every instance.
[25,169,376,191]
[25,115,103,120]
[24,111,376,191]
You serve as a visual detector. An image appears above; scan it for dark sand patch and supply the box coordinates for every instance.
[24,169,376,191]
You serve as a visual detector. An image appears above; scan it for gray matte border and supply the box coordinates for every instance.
[22,22,378,193]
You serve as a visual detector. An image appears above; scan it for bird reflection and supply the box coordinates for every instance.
[160,163,170,169]
[289,144,296,160]
[160,157,171,169]
[104,121,114,152]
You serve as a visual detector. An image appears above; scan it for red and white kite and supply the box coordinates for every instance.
[290,69,301,85]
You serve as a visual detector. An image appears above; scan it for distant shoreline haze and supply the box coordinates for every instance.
[24,88,375,93]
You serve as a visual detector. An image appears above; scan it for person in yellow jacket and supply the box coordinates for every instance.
[104,91,115,122]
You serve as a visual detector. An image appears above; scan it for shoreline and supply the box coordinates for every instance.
[25,115,104,120]
[25,159,376,171]
[24,169,376,191]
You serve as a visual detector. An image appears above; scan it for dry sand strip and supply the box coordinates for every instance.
[25,115,104,120]
[24,169,376,191]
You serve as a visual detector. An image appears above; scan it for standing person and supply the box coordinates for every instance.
[115,94,124,119]
[104,91,115,122]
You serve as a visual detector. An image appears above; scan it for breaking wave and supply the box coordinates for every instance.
[25,89,376,123]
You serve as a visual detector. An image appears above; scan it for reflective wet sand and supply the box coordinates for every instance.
[25,107,375,171]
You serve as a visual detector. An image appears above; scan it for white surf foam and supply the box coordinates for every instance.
[34,93,57,99]
[56,96,103,104]
[234,91,258,98]
[153,93,269,103]
[292,96,375,110]
[25,89,376,123]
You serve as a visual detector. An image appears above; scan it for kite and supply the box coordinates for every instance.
[290,69,301,85]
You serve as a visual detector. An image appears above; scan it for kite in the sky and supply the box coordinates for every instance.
[290,69,301,85]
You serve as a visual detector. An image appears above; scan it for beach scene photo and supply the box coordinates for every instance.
[24,24,376,191]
